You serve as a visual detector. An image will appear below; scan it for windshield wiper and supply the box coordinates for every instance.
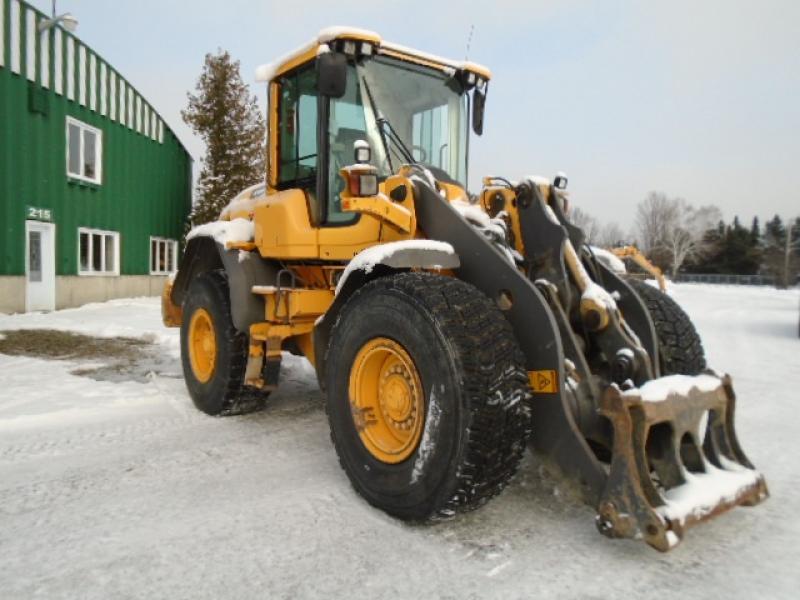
[376,116,416,166]
[360,75,417,172]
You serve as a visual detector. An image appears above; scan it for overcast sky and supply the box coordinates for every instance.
[37,0,800,229]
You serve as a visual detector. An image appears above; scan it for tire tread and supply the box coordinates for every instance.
[327,272,532,518]
[627,278,706,375]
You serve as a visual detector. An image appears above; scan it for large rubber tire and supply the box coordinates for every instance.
[325,272,532,520]
[180,270,268,416]
[626,278,706,375]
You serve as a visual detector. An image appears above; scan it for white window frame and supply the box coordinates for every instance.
[66,116,103,184]
[78,227,120,276]
[149,237,178,275]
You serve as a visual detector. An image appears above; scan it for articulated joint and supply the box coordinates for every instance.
[579,297,610,331]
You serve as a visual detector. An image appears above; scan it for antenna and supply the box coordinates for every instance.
[465,24,474,61]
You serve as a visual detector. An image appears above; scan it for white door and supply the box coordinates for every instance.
[25,221,56,312]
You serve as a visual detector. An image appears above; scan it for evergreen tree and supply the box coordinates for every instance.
[183,50,266,226]
[794,218,800,259]
[723,216,760,274]
[750,216,760,245]
[760,214,799,286]
[685,216,761,275]
[764,215,785,247]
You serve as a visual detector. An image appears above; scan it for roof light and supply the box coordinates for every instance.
[354,140,371,164]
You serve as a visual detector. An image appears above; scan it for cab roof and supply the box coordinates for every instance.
[255,26,491,84]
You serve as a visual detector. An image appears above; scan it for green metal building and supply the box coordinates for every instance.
[0,0,192,313]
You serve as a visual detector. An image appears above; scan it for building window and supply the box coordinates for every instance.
[78,228,119,276]
[66,117,103,184]
[150,237,178,274]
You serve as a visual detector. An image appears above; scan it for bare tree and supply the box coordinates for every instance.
[765,217,800,287]
[596,222,627,248]
[661,202,722,277]
[634,192,675,255]
[570,207,601,243]
[634,192,721,277]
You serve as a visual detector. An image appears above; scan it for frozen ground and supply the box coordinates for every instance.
[0,284,798,599]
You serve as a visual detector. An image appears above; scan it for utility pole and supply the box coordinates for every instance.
[784,220,794,288]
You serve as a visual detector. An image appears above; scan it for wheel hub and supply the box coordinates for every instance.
[349,337,424,463]
[188,307,216,383]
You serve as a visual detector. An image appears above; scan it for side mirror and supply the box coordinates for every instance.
[317,52,347,98]
[472,86,486,135]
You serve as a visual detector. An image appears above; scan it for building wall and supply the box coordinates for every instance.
[0,0,192,284]
[0,275,169,313]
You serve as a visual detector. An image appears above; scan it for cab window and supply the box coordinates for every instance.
[326,64,365,224]
[278,66,318,188]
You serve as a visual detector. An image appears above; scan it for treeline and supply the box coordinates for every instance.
[577,192,800,287]
[683,215,800,286]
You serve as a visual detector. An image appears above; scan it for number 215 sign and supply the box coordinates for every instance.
[27,206,53,221]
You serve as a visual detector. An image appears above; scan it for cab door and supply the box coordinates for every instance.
[316,62,381,260]
[258,64,319,259]
[266,59,381,261]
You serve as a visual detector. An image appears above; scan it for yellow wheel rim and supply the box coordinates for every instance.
[349,337,425,464]
[188,307,216,383]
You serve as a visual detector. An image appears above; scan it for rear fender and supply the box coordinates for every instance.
[170,236,278,332]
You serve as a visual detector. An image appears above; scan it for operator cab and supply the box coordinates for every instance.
[256,28,490,228]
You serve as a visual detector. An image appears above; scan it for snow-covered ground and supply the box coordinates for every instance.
[1,284,798,599]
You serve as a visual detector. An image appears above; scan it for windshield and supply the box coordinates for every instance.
[327,56,469,222]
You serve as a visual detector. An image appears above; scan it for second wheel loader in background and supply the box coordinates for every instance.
[609,245,668,292]
[162,27,767,551]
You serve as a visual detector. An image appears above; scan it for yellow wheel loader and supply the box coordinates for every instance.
[609,245,667,292]
[163,28,767,551]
